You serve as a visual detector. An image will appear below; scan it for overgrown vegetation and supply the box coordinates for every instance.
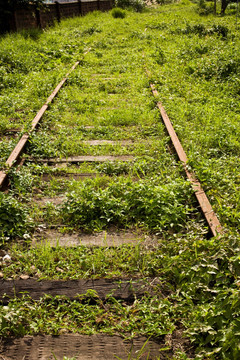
[61,177,193,232]
[1,234,240,357]
[114,0,146,12]
[0,292,175,338]
[0,2,240,359]
[112,7,127,18]
[0,193,31,243]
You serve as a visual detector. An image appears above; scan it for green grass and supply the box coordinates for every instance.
[0,292,175,339]
[0,2,240,359]
[1,233,240,358]
[60,176,193,232]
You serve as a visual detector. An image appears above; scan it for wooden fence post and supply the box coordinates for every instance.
[78,0,82,15]
[9,6,18,32]
[55,1,61,22]
[35,7,42,29]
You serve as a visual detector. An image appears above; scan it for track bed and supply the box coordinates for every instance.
[1,4,239,359]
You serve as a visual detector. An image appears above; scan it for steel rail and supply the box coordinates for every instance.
[0,61,79,189]
[149,82,222,237]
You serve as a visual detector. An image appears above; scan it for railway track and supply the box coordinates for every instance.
[0,53,222,359]
[0,62,222,235]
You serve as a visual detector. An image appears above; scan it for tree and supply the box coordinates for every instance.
[221,0,230,14]
[3,0,43,8]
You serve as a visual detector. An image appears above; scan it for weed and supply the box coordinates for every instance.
[0,292,175,337]
[0,193,31,245]
[20,28,43,41]
[61,177,193,232]
[8,168,34,199]
[82,25,102,36]
[0,4,239,359]
[114,338,150,359]
[209,24,229,38]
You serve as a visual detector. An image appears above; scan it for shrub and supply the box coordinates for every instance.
[188,55,240,80]
[111,7,126,18]
[182,23,229,39]
[20,28,43,41]
[196,0,215,15]
[153,46,165,65]
[115,0,145,12]
[209,24,229,38]
[184,23,207,36]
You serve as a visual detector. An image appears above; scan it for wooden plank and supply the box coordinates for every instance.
[0,278,163,304]
[31,105,48,130]
[0,172,7,188]
[82,140,134,145]
[149,83,222,237]
[31,155,135,163]
[45,62,79,105]
[32,229,156,247]
[5,134,29,167]
[0,334,168,360]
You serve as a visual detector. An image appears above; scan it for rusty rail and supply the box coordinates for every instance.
[0,61,79,189]
[149,83,222,237]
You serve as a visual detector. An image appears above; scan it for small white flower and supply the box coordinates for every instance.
[23,233,31,239]
[3,254,11,262]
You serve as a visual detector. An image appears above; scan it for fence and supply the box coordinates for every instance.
[8,0,113,32]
